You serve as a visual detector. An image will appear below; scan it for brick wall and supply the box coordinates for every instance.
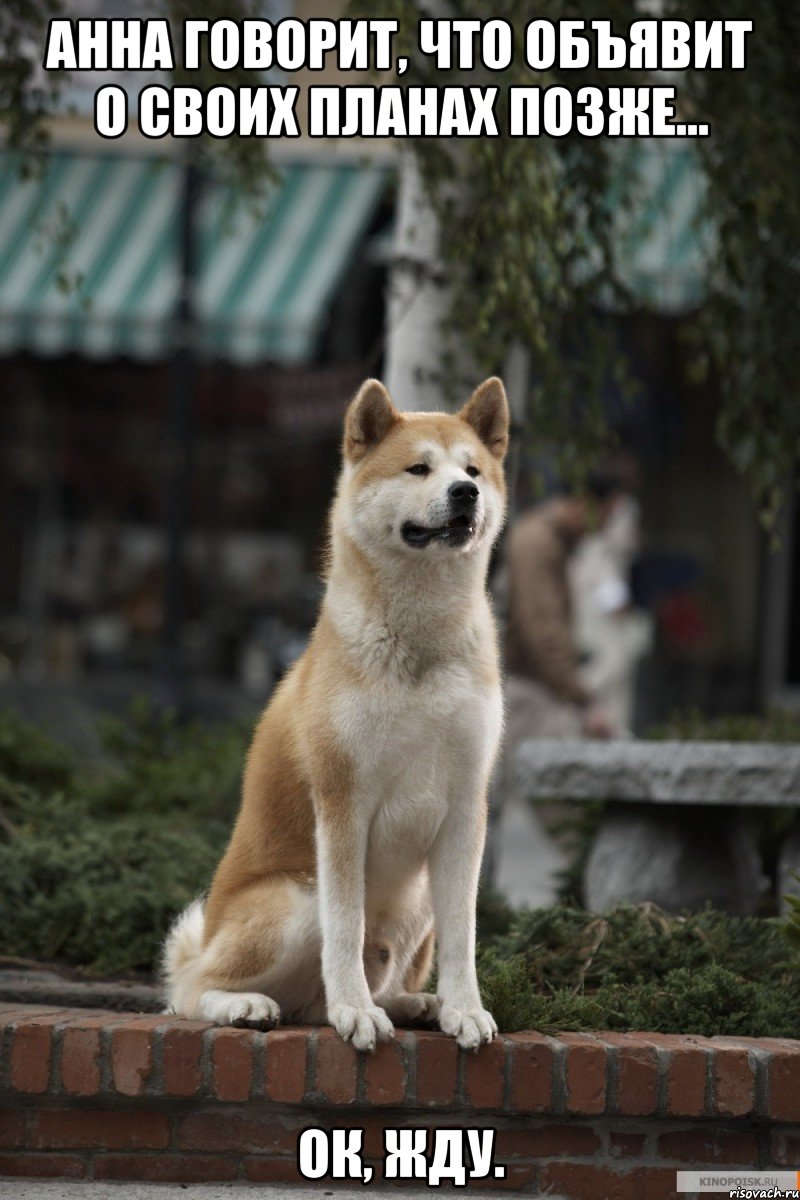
[1,1004,799,1197]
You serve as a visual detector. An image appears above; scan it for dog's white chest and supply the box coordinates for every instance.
[336,661,496,778]
[333,662,501,886]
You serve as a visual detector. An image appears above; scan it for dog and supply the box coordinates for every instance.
[163,376,509,1051]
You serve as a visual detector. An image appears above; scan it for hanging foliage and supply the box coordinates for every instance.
[383,0,800,521]
[0,0,275,191]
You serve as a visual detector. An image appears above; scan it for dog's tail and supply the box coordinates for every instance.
[161,898,206,1014]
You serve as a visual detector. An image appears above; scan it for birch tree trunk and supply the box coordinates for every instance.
[384,151,529,422]
[383,152,452,412]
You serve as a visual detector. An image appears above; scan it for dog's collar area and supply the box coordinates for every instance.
[401,514,476,547]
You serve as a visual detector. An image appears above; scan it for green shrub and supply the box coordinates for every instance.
[493,903,795,990]
[0,707,74,791]
[0,701,246,975]
[0,811,226,974]
[475,881,516,941]
[89,697,248,820]
[475,903,800,1037]
[648,706,800,743]
[478,958,799,1040]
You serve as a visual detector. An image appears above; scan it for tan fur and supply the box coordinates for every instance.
[403,928,436,993]
[164,377,509,1050]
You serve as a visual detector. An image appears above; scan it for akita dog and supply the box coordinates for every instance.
[163,376,509,1051]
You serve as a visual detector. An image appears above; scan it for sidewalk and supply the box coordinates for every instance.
[3,1185,438,1195]
[1,1185,510,1199]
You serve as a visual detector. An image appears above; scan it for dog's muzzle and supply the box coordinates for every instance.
[401,482,480,548]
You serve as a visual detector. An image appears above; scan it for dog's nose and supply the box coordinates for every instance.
[448,480,479,508]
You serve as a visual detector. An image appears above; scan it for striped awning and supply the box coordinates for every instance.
[0,152,388,364]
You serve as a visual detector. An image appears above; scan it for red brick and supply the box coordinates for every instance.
[666,1045,708,1117]
[645,1033,711,1050]
[640,1166,683,1200]
[463,1036,506,1109]
[111,1025,154,1096]
[95,1154,238,1183]
[0,1152,86,1178]
[629,1033,710,1120]
[603,1034,658,1116]
[508,1033,555,1113]
[496,1123,601,1158]
[263,1028,308,1103]
[657,1127,758,1165]
[161,1022,207,1097]
[415,1031,457,1106]
[314,1028,358,1104]
[370,1154,531,1191]
[711,1035,791,1052]
[211,1027,254,1101]
[60,1027,103,1097]
[713,1047,755,1117]
[0,1005,65,1023]
[541,1162,639,1200]
[364,1035,407,1105]
[609,1131,648,1159]
[31,1109,169,1151]
[74,1007,129,1020]
[541,1163,676,1200]
[354,1158,384,1186]
[177,1111,297,1155]
[355,1113,393,1159]
[294,1113,387,1160]
[244,1157,306,1184]
[771,1130,800,1167]
[0,1107,25,1148]
[60,1012,121,1032]
[469,1162,539,1190]
[562,1033,606,1116]
[9,1016,62,1093]
[769,1048,800,1122]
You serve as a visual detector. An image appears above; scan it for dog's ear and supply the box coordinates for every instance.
[459,377,509,460]
[344,379,400,462]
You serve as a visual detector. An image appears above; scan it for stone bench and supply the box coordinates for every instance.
[516,740,800,914]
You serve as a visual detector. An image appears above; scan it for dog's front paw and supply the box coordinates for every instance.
[329,1003,394,1051]
[438,1002,497,1050]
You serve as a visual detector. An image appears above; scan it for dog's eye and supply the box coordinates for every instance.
[406,463,430,476]
[466,465,480,478]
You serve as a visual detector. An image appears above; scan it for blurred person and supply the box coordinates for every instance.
[504,468,627,743]
[570,490,653,733]
[489,469,628,908]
